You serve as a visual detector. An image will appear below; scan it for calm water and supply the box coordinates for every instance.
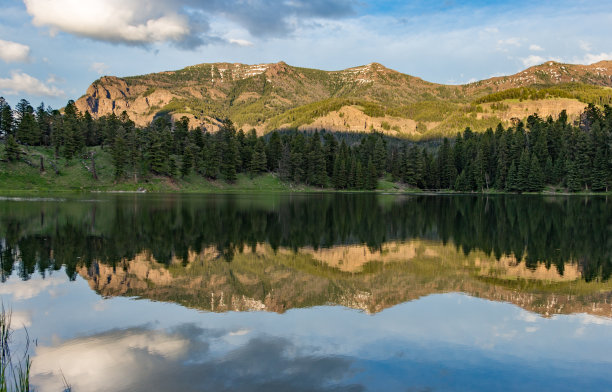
[0,193,611,391]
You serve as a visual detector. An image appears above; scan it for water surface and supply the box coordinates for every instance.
[0,194,611,391]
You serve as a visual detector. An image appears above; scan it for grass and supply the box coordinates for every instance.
[0,305,31,392]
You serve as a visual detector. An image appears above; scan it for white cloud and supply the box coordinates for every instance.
[0,39,31,63]
[580,52,612,64]
[23,0,355,48]
[520,55,545,67]
[24,0,192,46]
[520,55,562,68]
[31,329,189,392]
[90,62,110,75]
[0,275,66,300]
[0,71,65,97]
[579,40,592,52]
[496,37,521,51]
[529,44,543,51]
[229,38,254,47]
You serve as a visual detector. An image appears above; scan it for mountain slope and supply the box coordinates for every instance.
[75,60,612,137]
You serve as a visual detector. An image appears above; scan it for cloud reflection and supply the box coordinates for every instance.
[31,324,362,392]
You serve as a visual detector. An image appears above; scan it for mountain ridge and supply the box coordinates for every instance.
[75,60,612,137]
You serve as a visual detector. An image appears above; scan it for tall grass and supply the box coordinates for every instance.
[0,304,31,392]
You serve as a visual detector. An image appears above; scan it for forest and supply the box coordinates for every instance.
[1,97,612,192]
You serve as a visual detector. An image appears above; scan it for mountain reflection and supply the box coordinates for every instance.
[0,194,611,316]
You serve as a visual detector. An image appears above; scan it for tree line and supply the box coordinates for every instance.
[1,194,610,282]
[1,97,612,192]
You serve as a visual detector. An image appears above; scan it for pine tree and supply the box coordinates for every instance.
[112,131,127,179]
[219,120,239,182]
[544,156,554,185]
[4,135,20,162]
[355,160,365,189]
[517,149,531,192]
[202,133,220,179]
[278,143,292,182]
[173,116,189,155]
[0,103,13,137]
[528,154,544,192]
[332,153,347,189]
[366,158,378,190]
[148,131,167,175]
[249,139,267,176]
[62,101,84,159]
[266,131,282,171]
[15,100,40,146]
[373,137,386,176]
[506,161,518,192]
[168,156,177,179]
[181,143,194,178]
[565,158,581,192]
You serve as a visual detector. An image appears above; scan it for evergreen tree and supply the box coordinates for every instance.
[506,161,518,192]
[278,143,292,182]
[528,154,544,192]
[202,133,220,179]
[0,102,13,137]
[62,101,84,159]
[366,158,378,190]
[112,130,128,179]
[266,131,282,171]
[517,149,531,192]
[4,135,20,162]
[219,119,239,182]
[249,139,267,176]
[181,143,194,178]
[373,137,386,176]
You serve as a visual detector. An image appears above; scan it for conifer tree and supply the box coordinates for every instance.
[528,154,544,192]
[4,135,20,162]
[112,131,127,179]
[517,149,531,192]
[181,143,194,178]
[266,131,282,171]
[506,161,518,192]
[250,139,267,176]
[366,158,378,190]
[0,102,13,137]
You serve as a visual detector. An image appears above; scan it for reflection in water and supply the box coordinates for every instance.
[32,325,361,392]
[0,194,611,391]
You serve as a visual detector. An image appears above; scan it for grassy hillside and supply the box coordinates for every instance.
[0,144,409,193]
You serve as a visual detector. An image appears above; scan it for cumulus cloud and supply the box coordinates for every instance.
[580,52,612,64]
[0,71,65,97]
[519,55,562,68]
[529,44,543,51]
[24,0,195,46]
[90,62,110,75]
[23,0,356,48]
[0,39,31,63]
[229,38,254,47]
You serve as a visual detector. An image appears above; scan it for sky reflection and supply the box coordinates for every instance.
[1,270,610,392]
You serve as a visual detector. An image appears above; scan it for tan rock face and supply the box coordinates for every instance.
[74,60,612,133]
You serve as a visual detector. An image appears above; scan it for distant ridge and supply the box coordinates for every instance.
[75,60,612,138]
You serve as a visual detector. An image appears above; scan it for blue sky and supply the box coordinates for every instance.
[1,0,612,108]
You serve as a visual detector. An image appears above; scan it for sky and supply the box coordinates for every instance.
[1,0,612,108]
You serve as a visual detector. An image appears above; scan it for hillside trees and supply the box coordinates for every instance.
[1,96,612,193]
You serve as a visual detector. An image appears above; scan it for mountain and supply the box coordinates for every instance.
[75,60,612,138]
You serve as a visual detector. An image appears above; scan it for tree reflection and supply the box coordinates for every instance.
[0,194,610,282]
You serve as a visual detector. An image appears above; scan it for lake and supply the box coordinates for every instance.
[0,193,611,391]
